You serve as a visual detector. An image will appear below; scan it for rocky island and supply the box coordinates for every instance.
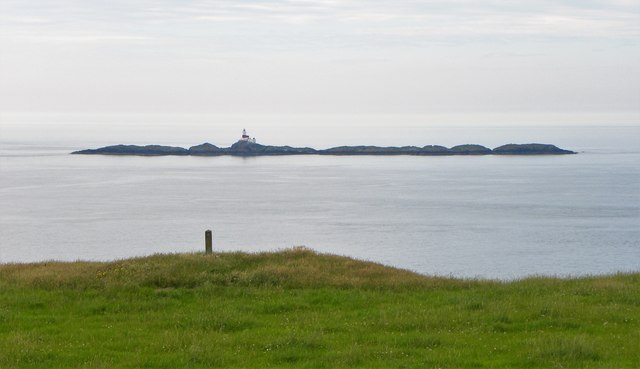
[72,129,576,157]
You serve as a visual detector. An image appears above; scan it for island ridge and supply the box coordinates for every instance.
[73,129,576,157]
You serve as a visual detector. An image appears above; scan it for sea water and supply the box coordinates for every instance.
[1,114,638,279]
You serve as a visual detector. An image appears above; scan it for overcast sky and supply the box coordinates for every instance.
[0,0,638,119]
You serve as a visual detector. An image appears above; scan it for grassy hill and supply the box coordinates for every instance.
[0,248,638,368]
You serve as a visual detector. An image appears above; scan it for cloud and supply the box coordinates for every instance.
[1,0,638,47]
[0,0,638,115]
[0,15,49,24]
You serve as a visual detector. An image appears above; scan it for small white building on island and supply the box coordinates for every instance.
[241,129,257,143]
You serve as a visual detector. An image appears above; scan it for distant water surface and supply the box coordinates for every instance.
[1,115,638,279]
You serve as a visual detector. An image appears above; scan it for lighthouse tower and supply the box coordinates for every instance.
[241,129,257,143]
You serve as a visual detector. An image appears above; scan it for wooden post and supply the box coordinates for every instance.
[205,230,212,254]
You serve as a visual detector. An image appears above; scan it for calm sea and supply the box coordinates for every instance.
[1,114,638,279]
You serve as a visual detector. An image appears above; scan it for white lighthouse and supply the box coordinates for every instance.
[240,129,256,143]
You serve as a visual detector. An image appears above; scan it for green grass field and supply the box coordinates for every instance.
[0,248,638,368]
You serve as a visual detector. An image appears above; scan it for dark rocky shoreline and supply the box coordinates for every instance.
[72,141,576,157]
